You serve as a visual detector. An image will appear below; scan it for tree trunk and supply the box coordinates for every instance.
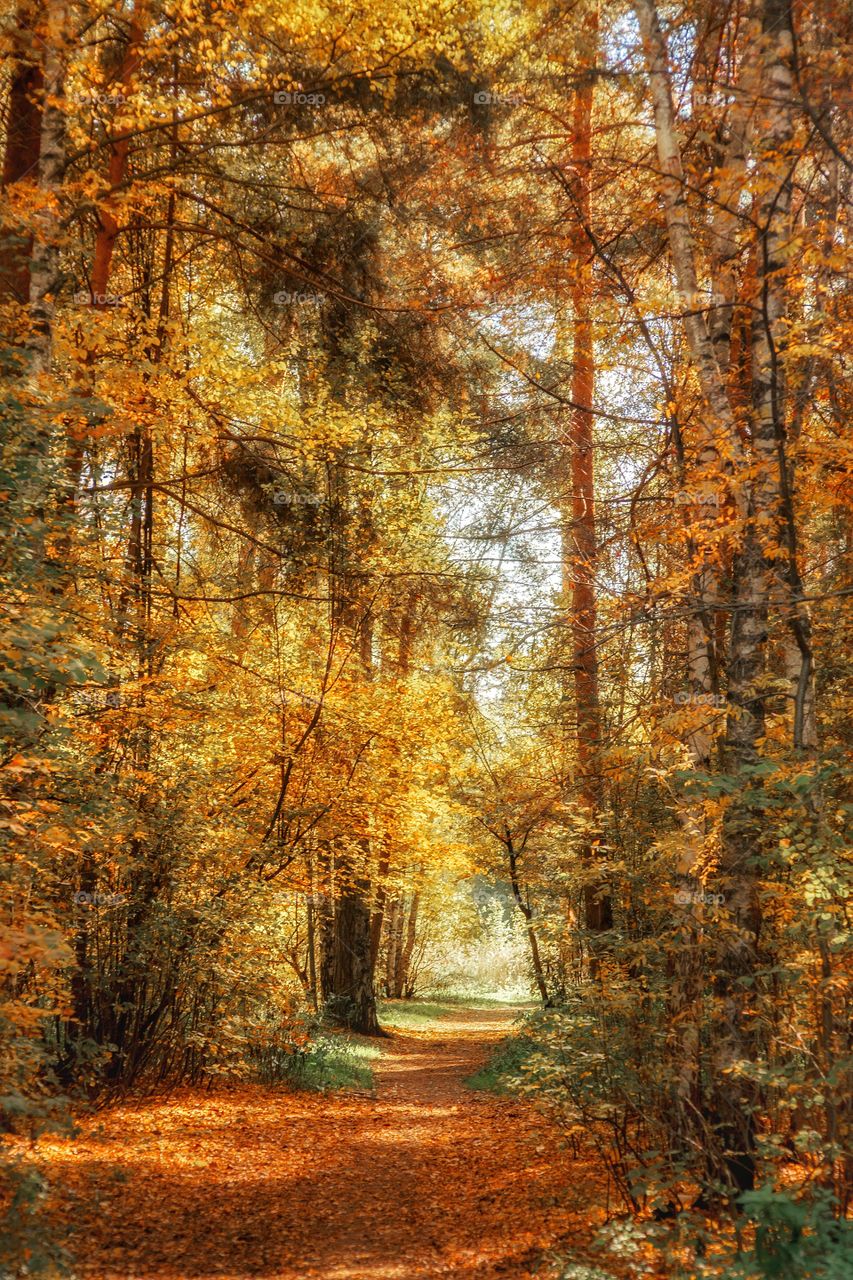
[369,593,417,966]
[506,835,550,1005]
[24,0,66,384]
[0,1,44,304]
[396,891,420,999]
[635,0,800,1197]
[563,2,611,938]
[317,457,382,1033]
[306,851,319,1011]
[316,840,336,1002]
[709,0,798,1196]
[88,4,146,304]
[385,897,401,996]
[325,880,380,1034]
[369,846,390,971]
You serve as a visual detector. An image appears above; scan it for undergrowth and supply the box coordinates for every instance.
[466,1010,853,1280]
[465,1029,539,1093]
[249,1016,378,1092]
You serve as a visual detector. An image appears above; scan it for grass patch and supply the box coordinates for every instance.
[465,1030,539,1093]
[379,988,535,1029]
[379,993,534,1032]
[254,1028,379,1092]
[425,992,535,1009]
[297,1034,379,1092]
[378,1000,456,1030]
[552,1266,618,1280]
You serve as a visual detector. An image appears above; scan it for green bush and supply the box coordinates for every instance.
[249,1016,377,1092]
[721,1190,852,1280]
[465,1025,542,1093]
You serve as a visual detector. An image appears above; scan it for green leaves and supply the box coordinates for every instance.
[727,1190,852,1280]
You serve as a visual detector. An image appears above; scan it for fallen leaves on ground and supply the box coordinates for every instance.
[32,1008,641,1279]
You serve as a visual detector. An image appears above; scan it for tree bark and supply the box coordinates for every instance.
[385,897,402,996]
[397,891,420,999]
[25,0,66,384]
[368,596,416,967]
[506,834,550,1005]
[88,4,146,303]
[710,0,799,1196]
[635,0,802,1197]
[326,880,380,1033]
[562,2,612,937]
[0,2,44,304]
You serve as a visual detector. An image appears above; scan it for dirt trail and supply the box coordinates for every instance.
[37,1005,613,1279]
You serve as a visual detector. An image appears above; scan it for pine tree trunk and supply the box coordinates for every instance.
[315,454,382,1034]
[562,2,611,938]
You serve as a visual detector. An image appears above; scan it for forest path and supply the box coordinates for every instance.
[38,1003,617,1280]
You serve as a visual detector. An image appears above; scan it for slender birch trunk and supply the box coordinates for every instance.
[632,0,756,1195]
[710,0,800,1194]
[25,0,66,384]
[635,0,805,1196]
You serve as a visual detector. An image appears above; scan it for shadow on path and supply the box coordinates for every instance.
[38,1004,609,1279]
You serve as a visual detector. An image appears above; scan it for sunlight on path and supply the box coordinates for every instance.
[36,1003,616,1280]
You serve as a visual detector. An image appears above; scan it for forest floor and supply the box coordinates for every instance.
[33,1003,637,1280]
